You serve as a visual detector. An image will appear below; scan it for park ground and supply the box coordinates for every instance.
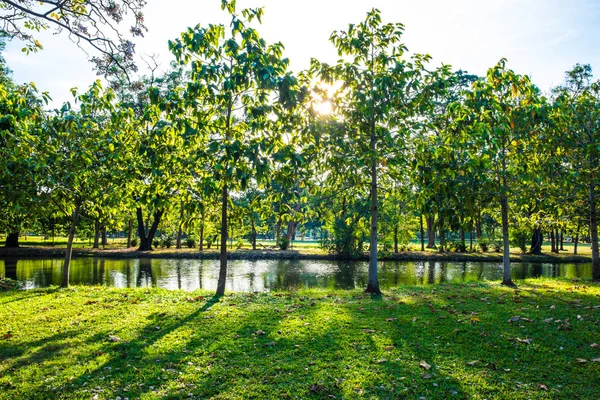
[0,279,599,399]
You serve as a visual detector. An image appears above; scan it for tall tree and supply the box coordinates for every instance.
[170,0,297,296]
[312,9,430,294]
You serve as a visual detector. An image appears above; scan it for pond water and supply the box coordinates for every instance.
[0,258,592,291]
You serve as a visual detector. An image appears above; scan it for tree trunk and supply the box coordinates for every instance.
[560,229,564,251]
[216,184,228,296]
[199,215,204,251]
[101,225,107,247]
[530,227,542,255]
[574,222,580,255]
[366,121,380,295]
[4,230,19,248]
[470,230,474,252]
[550,229,556,253]
[500,193,514,286]
[420,214,425,251]
[176,206,184,249]
[127,218,133,248]
[275,219,281,248]
[426,215,436,249]
[137,207,164,251]
[394,226,398,253]
[459,228,465,252]
[93,219,100,249]
[251,219,257,251]
[589,180,600,281]
[475,214,482,239]
[61,203,81,288]
[438,215,445,253]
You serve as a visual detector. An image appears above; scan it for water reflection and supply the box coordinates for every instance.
[0,258,592,291]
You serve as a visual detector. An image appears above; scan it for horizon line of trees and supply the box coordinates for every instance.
[1,1,600,294]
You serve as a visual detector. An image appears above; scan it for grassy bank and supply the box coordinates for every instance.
[1,280,599,399]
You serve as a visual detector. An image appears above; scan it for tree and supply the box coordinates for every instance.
[0,0,147,74]
[312,9,430,294]
[170,0,297,296]
[39,80,119,287]
[461,59,541,286]
[553,64,600,281]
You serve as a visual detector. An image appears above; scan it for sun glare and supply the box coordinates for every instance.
[315,99,332,115]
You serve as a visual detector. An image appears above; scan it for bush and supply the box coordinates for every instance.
[236,238,244,250]
[279,237,290,251]
[0,278,21,291]
[510,229,530,253]
[130,238,138,247]
[447,241,466,253]
[161,235,174,248]
[186,237,196,249]
[478,239,489,252]
[492,241,502,252]
[153,239,160,248]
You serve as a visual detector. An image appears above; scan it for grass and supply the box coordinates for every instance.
[1,280,599,399]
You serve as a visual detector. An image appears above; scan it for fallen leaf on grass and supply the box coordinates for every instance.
[470,317,480,324]
[263,341,277,347]
[508,338,532,345]
[422,374,432,379]
[538,384,548,391]
[309,384,327,393]
[576,358,587,364]
[377,359,387,364]
[255,329,265,335]
[108,335,121,342]
[362,329,376,333]
[591,343,599,348]
[84,300,97,305]
[385,318,397,322]
[508,316,521,323]
[543,318,554,323]
[1,333,13,340]
[592,358,600,363]
[419,360,431,370]
[384,346,395,351]
[466,360,480,366]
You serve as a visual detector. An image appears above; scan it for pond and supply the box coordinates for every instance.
[0,258,592,291]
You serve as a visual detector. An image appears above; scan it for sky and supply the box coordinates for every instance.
[3,0,600,107]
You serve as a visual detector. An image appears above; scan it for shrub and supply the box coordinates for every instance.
[186,237,196,249]
[130,238,138,247]
[161,235,174,248]
[478,239,489,252]
[236,238,244,249]
[510,229,530,253]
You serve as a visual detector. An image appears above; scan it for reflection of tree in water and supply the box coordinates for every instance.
[125,259,133,288]
[531,263,543,278]
[91,259,106,285]
[4,258,17,280]
[176,260,183,290]
[137,258,154,288]
[333,262,360,289]
[197,261,203,290]
[246,260,257,292]
[270,260,301,290]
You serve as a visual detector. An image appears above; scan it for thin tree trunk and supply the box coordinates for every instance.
[199,212,205,251]
[5,230,19,248]
[93,220,100,249]
[550,229,556,253]
[216,184,228,296]
[366,118,380,294]
[275,219,281,248]
[500,193,514,286]
[394,226,398,253]
[420,214,425,251]
[127,218,133,248]
[589,179,600,281]
[251,218,257,250]
[438,219,445,253]
[560,229,564,251]
[101,225,107,247]
[574,222,580,255]
[459,228,465,252]
[176,205,184,249]
[61,203,81,288]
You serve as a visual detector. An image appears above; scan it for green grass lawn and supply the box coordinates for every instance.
[1,279,599,399]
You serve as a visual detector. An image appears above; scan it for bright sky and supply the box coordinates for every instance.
[3,0,600,107]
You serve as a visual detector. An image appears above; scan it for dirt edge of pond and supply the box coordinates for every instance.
[0,247,592,264]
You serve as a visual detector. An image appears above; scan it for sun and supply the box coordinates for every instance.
[315,99,332,115]
[312,81,343,115]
